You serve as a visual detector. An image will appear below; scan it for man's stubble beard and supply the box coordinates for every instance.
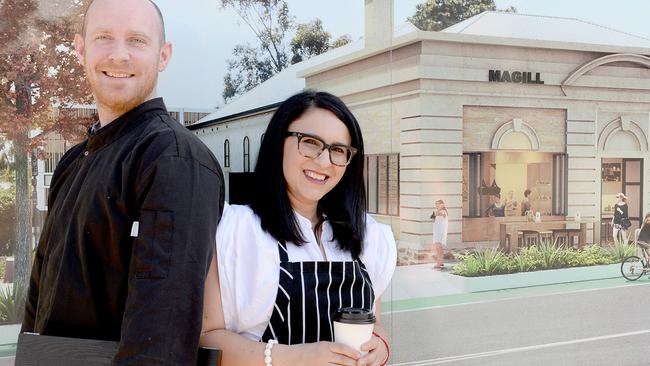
[88,67,158,120]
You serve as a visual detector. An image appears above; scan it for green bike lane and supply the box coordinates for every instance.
[381,276,650,314]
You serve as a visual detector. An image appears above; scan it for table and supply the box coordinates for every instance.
[499,219,596,253]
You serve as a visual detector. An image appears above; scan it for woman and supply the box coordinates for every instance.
[431,199,448,270]
[201,91,396,366]
[521,189,532,216]
[612,192,630,243]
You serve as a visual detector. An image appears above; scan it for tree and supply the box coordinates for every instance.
[219,0,351,102]
[219,0,293,102]
[290,19,330,64]
[408,0,516,31]
[331,34,353,49]
[0,0,92,301]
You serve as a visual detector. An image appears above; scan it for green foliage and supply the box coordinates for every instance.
[512,246,544,272]
[537,240,569,269]
[453,248,514,277]
[0,285,24,324]
[0,182,15,257]
[220,0,351,101]
[453,244,620,277]
[408,0,516,32]
[609,238,638,262]
[331,34,353,49]
[291,19,331,64]
[290,20,353,64]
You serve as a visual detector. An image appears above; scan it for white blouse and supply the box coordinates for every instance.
[215,203,397,341]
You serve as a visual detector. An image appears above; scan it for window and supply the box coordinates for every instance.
[44,151,64,174]
[223,139,230,168]
[365,154,399,215]
[243,136,250,172]
[462,152,567,218]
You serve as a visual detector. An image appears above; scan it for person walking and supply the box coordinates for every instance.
[432,199,449,270]
[612,192,630,243]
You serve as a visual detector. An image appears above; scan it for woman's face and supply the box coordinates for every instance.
[282,107,352,210]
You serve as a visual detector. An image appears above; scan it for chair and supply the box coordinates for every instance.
[565,228,581,248]
[520,230,540,247]
[552,229,569,247]
[538,231,553,245]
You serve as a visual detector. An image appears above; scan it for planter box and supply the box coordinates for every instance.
[446,263,621,293]
[0,323,21,345]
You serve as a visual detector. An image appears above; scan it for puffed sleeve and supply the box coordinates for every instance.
[215,203,280,338]
[360,215,397,299]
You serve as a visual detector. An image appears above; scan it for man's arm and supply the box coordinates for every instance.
[21,245,44,333]
[113,155,224,365]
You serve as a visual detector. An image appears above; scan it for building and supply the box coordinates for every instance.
[190,0,650,264]
[33,106,215,227]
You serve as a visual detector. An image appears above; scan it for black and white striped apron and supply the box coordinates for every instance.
[261,241,375,344]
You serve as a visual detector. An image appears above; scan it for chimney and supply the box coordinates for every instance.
[364,0,394,48]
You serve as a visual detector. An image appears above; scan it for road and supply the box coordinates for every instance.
[383,282,650,366]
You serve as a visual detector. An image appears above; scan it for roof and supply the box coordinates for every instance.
[441,11,650,49]
[194,12,650,127]
[193,39,365,126]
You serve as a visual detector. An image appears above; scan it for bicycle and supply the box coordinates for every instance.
[621,242,650,281]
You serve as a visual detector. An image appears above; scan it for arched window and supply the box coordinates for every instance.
[223,139,230,168]
[243,136,250,172]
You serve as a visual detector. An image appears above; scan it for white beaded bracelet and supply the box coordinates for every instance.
[264,339,278,366]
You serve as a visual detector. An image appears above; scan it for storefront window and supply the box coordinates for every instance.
[463,151,567,219]
[365,154,399,216]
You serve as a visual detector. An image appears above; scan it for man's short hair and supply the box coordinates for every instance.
[81,0,166,43]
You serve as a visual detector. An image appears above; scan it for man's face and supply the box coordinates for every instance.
[74,0,172,118]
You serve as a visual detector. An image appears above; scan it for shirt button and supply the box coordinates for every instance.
[84,151,89,156]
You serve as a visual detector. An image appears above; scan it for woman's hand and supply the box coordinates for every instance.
[355,335,388,366]
[277,341,361,366]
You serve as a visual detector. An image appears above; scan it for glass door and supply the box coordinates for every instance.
[623,158,643,233]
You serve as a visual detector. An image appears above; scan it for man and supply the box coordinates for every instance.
[21,0,224,364]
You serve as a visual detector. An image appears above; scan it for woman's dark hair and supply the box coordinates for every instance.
[250,90,367,258]
[524,189,532,197]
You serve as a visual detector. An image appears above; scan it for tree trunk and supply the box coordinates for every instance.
[14,119,32,310]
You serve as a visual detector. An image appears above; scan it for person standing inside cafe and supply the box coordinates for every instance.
[21,0,224,364]
[612,192,630,243]
[521,189,532,216]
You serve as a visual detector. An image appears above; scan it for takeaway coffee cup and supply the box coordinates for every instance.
[333,308,375,353]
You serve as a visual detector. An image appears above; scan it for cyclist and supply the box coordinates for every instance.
[636,213,650,259]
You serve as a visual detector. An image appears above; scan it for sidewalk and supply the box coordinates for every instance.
[382,263,463,301]
[381,263,650,313]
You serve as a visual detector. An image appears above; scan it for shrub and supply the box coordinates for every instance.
[512,246,544,272]
[453,248,514,277]
[609,239,638,262]
[0,285,24,324]
[452,243,619,277]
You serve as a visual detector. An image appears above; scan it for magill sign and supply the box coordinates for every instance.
[489,70,544,84]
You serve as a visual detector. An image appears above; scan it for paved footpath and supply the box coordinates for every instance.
[381,277,650,365]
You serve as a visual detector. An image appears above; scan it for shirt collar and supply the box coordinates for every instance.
[293,209,332,240]
[86,98,168,151]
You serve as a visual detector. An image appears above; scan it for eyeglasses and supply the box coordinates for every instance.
[286,131,357,167]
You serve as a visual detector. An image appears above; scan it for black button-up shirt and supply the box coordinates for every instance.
[22,98,224,365]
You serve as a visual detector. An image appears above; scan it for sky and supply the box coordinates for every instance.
[154,0,650,110]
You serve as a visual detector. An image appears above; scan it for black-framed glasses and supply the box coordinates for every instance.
[286,131,357,167]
